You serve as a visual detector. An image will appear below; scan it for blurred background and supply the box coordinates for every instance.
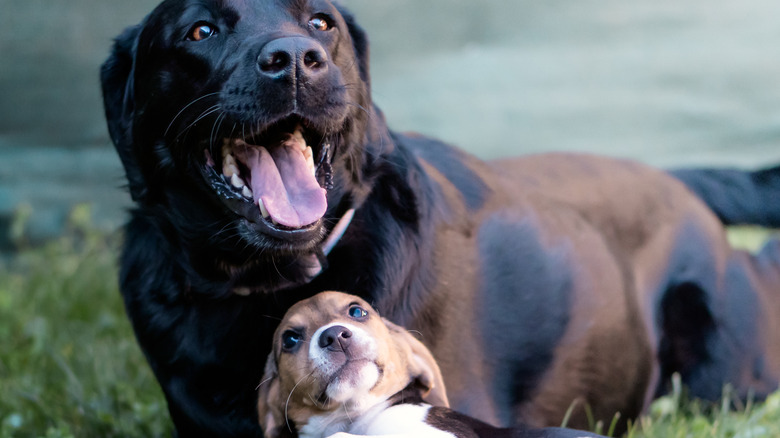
[2,0,780,246]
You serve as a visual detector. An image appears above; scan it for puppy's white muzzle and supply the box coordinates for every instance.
[309,322,380,404]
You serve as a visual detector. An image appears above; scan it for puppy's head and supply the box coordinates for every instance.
[101,0,375,287]
[258,291,448,437]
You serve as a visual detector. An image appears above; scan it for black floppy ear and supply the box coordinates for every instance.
[336,5,370,87]
[100,24,147,202]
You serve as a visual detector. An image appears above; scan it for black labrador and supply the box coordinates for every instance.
[101,0,780,436]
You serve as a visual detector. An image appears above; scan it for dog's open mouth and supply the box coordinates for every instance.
[201,118,334,231]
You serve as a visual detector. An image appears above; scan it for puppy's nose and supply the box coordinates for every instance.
[318,325,352,352]
[257,37,329,80]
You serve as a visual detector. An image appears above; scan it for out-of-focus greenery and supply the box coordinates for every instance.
[727,226,779,253]
[0,205,171,438]
[0,206,778,437]
[569,374,780,437]
[627,377,780,438]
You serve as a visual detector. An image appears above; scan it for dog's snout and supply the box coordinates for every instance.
[258,50,291,76]
[258,37,329,80]
[318,325,352,351]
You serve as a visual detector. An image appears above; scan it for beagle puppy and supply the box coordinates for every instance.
[258,292,606,438]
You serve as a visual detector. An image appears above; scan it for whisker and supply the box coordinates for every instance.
[165,92,221,136]
[210,111,226,153]
[256,375,275,390]
[260,314,283,321]
[285,370,315,433]
[345,102,370,118]
[407,330,424,339]
[174,105,222,142]
[343,403,353,424]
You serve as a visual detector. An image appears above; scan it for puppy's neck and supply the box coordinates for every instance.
[296,384,427,438]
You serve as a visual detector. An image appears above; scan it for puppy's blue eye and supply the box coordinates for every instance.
[281,330,302,351]
[348,305,368,319]
[188,22,217,41]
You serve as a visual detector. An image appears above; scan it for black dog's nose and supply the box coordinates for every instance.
[258,37,328,80]
[318,325,352,351]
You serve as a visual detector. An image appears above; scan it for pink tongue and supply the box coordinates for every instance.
[237,143,327,228]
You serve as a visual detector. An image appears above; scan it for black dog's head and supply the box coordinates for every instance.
[102,0,377,287]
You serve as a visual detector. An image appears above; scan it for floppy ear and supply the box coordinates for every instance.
[335,5,370,87]
[382,318,450,407]
[100,24,147,202]
[257,354,285,438]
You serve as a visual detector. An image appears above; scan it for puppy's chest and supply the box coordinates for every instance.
[361,404,457,437]
[299,403,456,438]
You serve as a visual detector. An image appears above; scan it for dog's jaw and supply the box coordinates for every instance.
[201,124,332,230]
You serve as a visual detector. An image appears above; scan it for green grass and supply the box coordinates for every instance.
[0,206,171,438]
[0,206,778,437]
[576,375,780,438]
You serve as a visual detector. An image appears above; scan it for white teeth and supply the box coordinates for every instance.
[258,199,270,218]
[222,139,233,157]
[242,186,253,199]
[221,140,240,178]
[231,173,244,189]
[223,153,239,178]
[292,126,306,151]
[304,146,315,177]
[226,164,239,178]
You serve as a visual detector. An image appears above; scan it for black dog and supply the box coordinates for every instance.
[101,0,780,436]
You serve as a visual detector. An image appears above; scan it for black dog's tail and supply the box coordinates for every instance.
[669,165,780,227]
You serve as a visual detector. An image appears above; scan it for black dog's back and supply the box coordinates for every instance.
[671,165,780,227]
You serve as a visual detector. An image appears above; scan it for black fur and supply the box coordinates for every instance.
[100,1,440,435]
[671,165,780,227]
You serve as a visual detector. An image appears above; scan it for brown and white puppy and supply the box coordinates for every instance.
[258,291,447,437]
[258,292,605,438]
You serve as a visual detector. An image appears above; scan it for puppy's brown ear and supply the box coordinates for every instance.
[382,318,450,408]
[257,354,284,438]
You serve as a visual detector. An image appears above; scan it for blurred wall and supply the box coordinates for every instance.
[0,0,159,147]
[344,0,780,165]
[1,0,780,244]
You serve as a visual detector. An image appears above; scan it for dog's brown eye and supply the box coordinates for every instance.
[188,22,217,41]
[308,16,330,32]
[348,305,368,320]
[281,330,303,351]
